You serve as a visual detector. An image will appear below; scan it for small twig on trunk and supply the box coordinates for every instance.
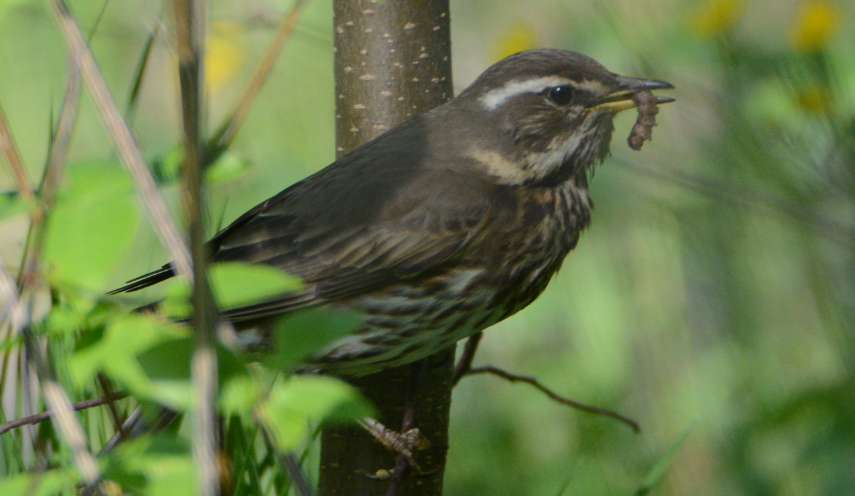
[464,365,640,434]
[0,391,129,435]
[452,332,482,386]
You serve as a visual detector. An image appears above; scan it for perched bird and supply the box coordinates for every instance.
[111,49,673,377]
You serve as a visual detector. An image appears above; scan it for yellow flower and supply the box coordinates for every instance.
[493,24,537,62]
[795,84,832,114]
[791,0,841,52]
[690,0,741,36]
[206,21,246,94]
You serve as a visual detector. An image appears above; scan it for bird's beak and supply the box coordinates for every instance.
[591,76,675,112]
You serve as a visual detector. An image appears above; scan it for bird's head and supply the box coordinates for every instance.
[455,49,674,186]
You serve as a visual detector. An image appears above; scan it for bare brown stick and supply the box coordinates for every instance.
[18,57,81,291]
[452,332,482,386]
[0,392,129,435]
[173,1,219,496]
[0,102,36,216]
[464,365,640,433]
[50,0,192,282]
[96,374,124,434]
[207,0,308,162]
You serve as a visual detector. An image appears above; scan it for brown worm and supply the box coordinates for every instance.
[627,90,659,151]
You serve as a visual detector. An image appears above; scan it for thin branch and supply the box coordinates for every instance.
[452,332,482,386]
[206,0,309,162]
[0,102,37,216]
[50,0,192,281]
[464,365,640,434]
[96,374,125,434]
[17,57,81,291]
[0,391,128,435]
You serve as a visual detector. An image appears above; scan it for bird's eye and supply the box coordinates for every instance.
[548,85,575,106]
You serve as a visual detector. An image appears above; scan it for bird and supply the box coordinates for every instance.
[110,49,674,377]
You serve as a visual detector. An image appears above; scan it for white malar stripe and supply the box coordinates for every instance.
[479,76,573,110]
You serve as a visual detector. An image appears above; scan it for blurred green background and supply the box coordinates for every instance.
[1,0,854,494]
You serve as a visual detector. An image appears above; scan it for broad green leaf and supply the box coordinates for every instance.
[263,308,364,370]
[219,374,261,418]
[68,313,185,390]
[634,421,696,496]
[160,279,192,319]
[151,146,251,185]
[161,262,303,319]
[134,337,249,410]
[0,468,77,496]
[102,434,196,496]
[43,161,139,293]
[210,261,303,311]
[205,151,252,183]
[259,375,373,450]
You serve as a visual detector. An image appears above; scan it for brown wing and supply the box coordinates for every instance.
[214,166,493,322]
[111,116,496,321]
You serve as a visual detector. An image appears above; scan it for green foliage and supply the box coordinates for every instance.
[259,376,374,451]
[162,261,304,319]
[1,0,854,495]
[209,262,303,311]
[263,308,364,370]
[634,422,696,496]
[101,435,196,496]
[0,191,26,221]
[42,162,139,293]
[151,147,252,185]
[0,468,78,496]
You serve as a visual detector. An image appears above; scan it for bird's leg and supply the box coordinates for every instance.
[360,359,430,486]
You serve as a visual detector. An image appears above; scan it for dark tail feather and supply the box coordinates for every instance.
[107,265,175,294]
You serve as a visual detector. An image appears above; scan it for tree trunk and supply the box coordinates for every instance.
[317,2,454,495]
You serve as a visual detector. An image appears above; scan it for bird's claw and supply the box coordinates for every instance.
[360,418,430,472]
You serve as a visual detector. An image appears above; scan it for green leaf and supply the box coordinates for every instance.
[205,151,252,183]
[160,279,192,319]
[263,308,364,370]
[161,262,303,320]
[220,374,261,418]
[259,375,373,451]
[43,161,139,293]
[150,147,251,185]
[210,261,303,311]
[0,468,78,496]
[102,434,196,496]
[634,421,696,496]
[134,337,250,411]
[68,313,185,390]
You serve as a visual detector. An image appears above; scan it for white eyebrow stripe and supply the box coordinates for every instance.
[479,76,573,110]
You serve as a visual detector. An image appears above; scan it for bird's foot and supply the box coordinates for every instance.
[360,417,430,473]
